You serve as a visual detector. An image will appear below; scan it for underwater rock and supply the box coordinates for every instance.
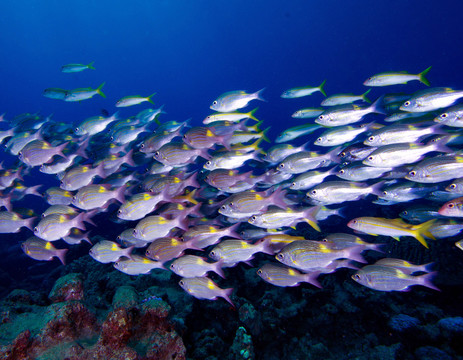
[230,326,254,360]
[388,314,421,332]
[112,285,138,309]
[35,301,98,350]
[143,329,187,360]
[238,302,263,336]
[415,346,453,360]
[437,316,463,334]
[99,307,134,349]
[0,329,33,360]
[48,273,84,303]
[5,289,33,304]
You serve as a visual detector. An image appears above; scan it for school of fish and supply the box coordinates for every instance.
[3,63,463,306]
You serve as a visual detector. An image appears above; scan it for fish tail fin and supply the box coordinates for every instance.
[412,219,437,248]
[75,137,89,159]
[57,141,69,158]
[124,245,135,260]
[87,61,95,70]
[218,133,233,151]
[124,149,136,167]
[248,119,264,133]
[362,89,372,103]
[199,148,212,161]
[222,288,235,307]
[369,95,386,115]
[261,126,271,143]
[430,136,453,154]
[147,93,156,104]
[304,206,321,232]
[417,271,440,291]
[248,107,260,121]
[249,137,264,153]
[346,246,367,264]
[177,214,190,231]
[225,223,242,239]
[419,66,432,86]
[254,88,267,102]
[305,271,323,289]
[97,82,106,98]
[318,79,327,97]
[114,186,126,204]
[73,212,87,231]
[330,205,347,219]
[95,162,107,179]
[24,217,37,231]
[56,248,68,265]
[186,173,200,189]
[328,146,344,163]
[270,187,288,209]
[214,259,226,279]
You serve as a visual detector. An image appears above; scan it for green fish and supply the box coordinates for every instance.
[116,93,156,107]
[61,61,95,73]
[65,82,106,101]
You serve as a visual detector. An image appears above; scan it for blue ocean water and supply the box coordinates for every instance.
[1,1,463,359]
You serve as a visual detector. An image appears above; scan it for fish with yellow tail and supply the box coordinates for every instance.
[347,217,436,248]
[351,265,439,292]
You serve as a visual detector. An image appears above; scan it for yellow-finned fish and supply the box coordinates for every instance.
[347,217,436,248]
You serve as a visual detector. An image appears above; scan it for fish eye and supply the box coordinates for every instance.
[278,163,285,169]
[116,236,121,240]
[210,251,215,257]
[183,134,186,138]
[368,136,375,142]
[154,151,160,157]
[170,264,174,268]
[449,184,456,190]
[206,161,211,166]
[404,101,411,107]
[448,203,455,208]
[140,144,145,148]
[18,151,22,156]
[441,113,448,118]
[117,210,122,215]
[402,211,408,215]
[340,152,346,157]
[317,137,322,142]
[179,280,184,286]
[72,196,76,200]
[276,253,284,260]
[382,191,387,196]
[368,156,373,161]
[291,182,296,187]
[311,190,317,195]
[133,229,138,235]
[34,227,38,232]
[212,101,217,105]
[110,136,114,141]
[353,274,360,280]
[322,238,328,242]
[257,269,262,275]
[220,205,226,210]
[351,220,358,224]
[409,171,416,177]
[229,202,234,206]
[251,216,257,221]
[339,169,344,174]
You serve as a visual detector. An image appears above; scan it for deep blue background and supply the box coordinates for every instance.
[1,0,462,140]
